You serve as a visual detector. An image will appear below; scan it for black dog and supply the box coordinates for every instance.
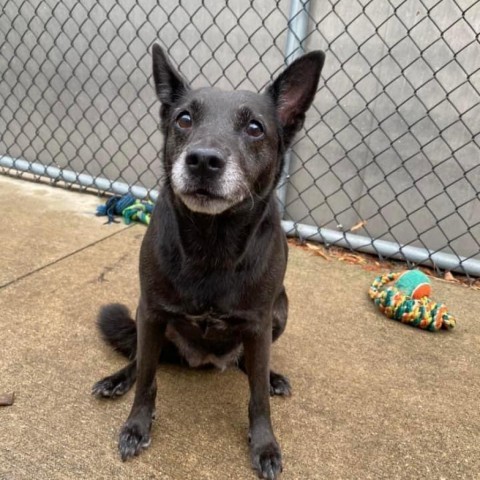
[92,44,324,479]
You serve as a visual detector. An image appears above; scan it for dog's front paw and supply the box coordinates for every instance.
[250,440,283,479]
[118,420,152,461]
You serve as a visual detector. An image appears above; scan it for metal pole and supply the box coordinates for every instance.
[1,155,479,276]
[281,220,480,277]
[0,156,158,201]
[277,0,312,215]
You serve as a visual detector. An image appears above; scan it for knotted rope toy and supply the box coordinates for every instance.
[369,270,456,331]
[96,194,154,225]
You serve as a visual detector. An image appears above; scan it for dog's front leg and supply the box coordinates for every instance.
[243,319,282,479]
[118,303,166,461]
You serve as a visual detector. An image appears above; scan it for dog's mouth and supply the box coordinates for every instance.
[186,188,221,199]
[180,186,227,202]
[177,187,236,215]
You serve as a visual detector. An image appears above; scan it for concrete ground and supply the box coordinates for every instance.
[0,174,479,480]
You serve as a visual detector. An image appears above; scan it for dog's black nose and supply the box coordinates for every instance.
[185,148,225,177]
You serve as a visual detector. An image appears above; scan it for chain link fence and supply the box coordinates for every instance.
[1,0,479,275]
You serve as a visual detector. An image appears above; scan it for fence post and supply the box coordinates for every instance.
[277,0,312,217]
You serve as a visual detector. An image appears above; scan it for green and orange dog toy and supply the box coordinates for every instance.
[369,270,456,331]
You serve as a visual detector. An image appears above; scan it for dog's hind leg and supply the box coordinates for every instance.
[268,370,291,397]
[272,287,288,343]
[91,339,183,399]
[238,359,291,397]
[92,360,137,398]
[269,288,291,396]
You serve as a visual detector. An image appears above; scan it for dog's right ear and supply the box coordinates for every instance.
[152,44,190,106]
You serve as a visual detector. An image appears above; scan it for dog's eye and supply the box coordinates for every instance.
[176,111,192,129]
[246,120,264,138]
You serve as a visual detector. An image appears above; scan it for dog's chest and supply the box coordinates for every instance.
[165,310,245,370]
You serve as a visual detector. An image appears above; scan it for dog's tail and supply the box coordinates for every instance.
[97,304,137,359]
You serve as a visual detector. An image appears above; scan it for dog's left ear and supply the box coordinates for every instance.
[266,51,325,147]
[152,43,190,106]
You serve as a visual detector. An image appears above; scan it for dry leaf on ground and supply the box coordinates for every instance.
[0,392,15,406]
[349,220,367,232]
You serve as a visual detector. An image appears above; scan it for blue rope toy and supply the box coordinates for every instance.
[96,194,154,225]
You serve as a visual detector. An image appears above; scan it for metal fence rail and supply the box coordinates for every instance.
[1,0,479,275]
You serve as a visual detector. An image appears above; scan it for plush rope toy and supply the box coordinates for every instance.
[369,270,456,331]
[96,194,154,225]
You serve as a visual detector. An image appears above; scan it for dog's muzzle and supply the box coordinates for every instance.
[171,147,246,215]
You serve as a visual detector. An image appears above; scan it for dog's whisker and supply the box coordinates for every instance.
[238,178,255,211]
